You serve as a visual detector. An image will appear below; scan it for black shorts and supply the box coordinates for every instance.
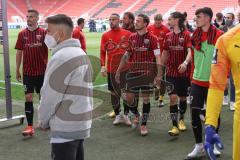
[190,83,208,109]
[107,72,126,93]
[23,75,44,94]
[125,72,154,94]
[166,77,190,97]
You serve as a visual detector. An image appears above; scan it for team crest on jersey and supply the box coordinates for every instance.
[179,37,184,44]
[212,48,218,64]
[36,35,42,40]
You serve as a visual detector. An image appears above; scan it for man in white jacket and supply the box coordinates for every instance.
[38,14,93,160]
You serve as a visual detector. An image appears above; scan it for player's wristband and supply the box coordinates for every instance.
[183,60,188,66]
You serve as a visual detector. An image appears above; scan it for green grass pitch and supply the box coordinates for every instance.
[0,29,105,101]
[0,29,233,160]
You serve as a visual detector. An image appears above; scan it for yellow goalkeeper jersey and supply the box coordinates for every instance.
[206,24,240,127]
[206,25,240,160]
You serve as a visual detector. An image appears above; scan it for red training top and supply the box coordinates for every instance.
[100,28,132,73]
[147,24,170,53]
[72,26,87,53]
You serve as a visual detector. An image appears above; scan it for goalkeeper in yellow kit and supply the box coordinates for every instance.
[205,25,240,160]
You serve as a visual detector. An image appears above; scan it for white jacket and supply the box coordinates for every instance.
[38,38,93,140]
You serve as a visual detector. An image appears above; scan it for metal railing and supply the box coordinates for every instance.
[0,0,25,125]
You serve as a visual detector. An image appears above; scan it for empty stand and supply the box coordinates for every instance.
[6,0,239,22]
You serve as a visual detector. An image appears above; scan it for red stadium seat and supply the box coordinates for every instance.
[6,0,238,22]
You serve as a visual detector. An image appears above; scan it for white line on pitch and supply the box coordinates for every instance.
[0,80,107,88]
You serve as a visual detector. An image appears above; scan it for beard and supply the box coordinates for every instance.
[27,21,32,26]
[110,24,118,29]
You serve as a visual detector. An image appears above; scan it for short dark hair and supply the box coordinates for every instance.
[195,7,213,19]
[183,12,188,19]
[216,12,224,19]
[124,12,135,21]
[77,18,85,25]
[28,9,39,16]
[138,14,150,26]
[226,13,235,20]
[45,14,73,30]
[111,13,120,19]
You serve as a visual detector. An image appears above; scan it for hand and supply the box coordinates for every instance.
[37,122,49,131]
[154,74,162,88]
[115,71,120,84]
[100,66,107,77]
[204,125,224,160]
[178,63,187,73]
[16,70,22,82]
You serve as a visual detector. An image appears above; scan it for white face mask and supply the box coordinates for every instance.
[44,34,57,49]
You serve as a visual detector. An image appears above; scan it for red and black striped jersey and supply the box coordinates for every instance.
[15,27,48,76]
[163,30,192,78]
[128,32,160,75]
